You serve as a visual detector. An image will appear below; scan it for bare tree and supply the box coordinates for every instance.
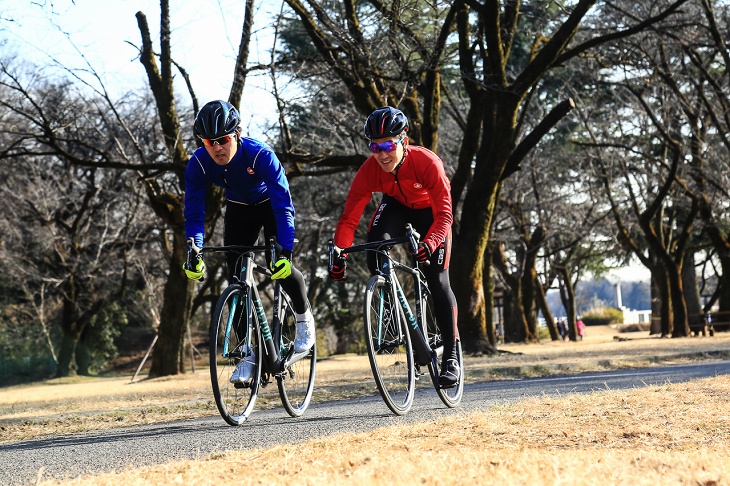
[0,80,154,375]
[276,0,689,352]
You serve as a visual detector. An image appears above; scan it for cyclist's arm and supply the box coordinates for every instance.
[184,151,209,248]
[255,145,296,252]
[421,153,453,253]
[334,162,378,249]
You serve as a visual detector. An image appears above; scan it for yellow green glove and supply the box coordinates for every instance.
[184,257,206,280]
[184,239,206,281]
[270,249,292,280]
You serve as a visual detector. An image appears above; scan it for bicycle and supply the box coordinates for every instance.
[188,238,316,425]
[328,224,464,415]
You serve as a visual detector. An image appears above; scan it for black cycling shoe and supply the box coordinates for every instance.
[438,358,460,388]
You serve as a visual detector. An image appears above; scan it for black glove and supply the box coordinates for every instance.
[414,242,432,262]
[330,254,347,281]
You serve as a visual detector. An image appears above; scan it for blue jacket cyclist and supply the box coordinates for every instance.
[183,100,315,382]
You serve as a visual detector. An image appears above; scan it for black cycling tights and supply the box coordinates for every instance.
[366,195,459,358]
[224,200,308,313]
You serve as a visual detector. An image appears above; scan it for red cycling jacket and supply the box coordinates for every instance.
[334,145,453,253]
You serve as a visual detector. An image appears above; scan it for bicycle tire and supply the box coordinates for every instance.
[210,284,262,425]
[364,275,415,415]
[423,289,464,407]
[276,291,316,417]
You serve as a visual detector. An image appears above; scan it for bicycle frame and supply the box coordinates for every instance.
[199,236,317,424]
[375,245,439,369]
[204,243,306,375]
[329,224,463,413]
[330,226,439,368]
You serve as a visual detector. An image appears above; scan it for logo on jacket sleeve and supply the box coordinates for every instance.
[247,167,255,175]
[413,182,423,189]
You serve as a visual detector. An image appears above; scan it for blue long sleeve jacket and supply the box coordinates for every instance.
[184,137,296,251]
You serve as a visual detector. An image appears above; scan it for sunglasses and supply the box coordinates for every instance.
[368,138,404,153]
[201,134,236,147]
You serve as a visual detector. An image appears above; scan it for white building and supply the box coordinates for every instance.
[615,282,651,324]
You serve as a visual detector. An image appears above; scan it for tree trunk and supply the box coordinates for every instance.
[149,232,195,376]
[667,261,690,338]
[56,282,82,377]
[682,252,705,336]
[521,227,544,342]
[716,256,730,332]
[558,267,577,341]
[451,178,499,353]
[56,332,79,378]
[535,278,559,341]
[654,266,673,337]
[505,274,527,343]
[483,243,497,347]
[75,341,91,376]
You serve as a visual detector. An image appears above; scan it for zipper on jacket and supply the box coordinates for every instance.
[393,171,409,205]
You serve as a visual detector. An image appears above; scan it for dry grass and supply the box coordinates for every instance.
[38,374,730,486]
[4,326,730,484]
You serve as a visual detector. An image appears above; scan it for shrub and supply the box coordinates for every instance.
[582,307,623,326]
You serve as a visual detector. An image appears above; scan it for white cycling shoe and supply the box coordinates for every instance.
[294,311,316,353]
[230,352,255,384]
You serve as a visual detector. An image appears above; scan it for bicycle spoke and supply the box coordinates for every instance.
[423,290,463,407]
[364,275,414,415]
[210,285,261,425]
[276,291,316,417]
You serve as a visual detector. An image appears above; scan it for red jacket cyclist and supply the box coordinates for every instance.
[330,106,460,387]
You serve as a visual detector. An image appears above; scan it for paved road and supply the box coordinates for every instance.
[3,360,730,485]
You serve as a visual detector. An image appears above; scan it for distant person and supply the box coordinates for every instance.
[576,318,586,341]
[329,106,460,388]
[182,100,316,383]
[557,319,568,341]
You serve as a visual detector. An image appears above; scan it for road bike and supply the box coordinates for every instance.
[188,238,316,425]
[328,224,464,415]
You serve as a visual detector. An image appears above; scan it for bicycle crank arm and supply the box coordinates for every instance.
[282,349,310,369]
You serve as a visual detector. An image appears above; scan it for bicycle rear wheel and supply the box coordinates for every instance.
[276,291,316,417]
[364,275,415,415]
[423,289,464,407]
[210,284,262,425]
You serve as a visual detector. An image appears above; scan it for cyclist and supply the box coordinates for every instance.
[329,106,460,387]
[183,100,315,383]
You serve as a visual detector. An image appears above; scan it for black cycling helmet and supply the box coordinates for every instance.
[194,100,241,139]
[364,106,409,140]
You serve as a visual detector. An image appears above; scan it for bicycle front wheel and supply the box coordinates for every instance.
[276,291,316,417]
[423,290,464,407]
[210,284,262,425]
[364,275,415,415]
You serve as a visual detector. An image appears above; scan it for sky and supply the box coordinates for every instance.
[607,261,651,283]
[1,0,280,131]
[0,1,654,284]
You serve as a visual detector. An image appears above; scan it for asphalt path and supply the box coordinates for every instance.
[3,360,730,485]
